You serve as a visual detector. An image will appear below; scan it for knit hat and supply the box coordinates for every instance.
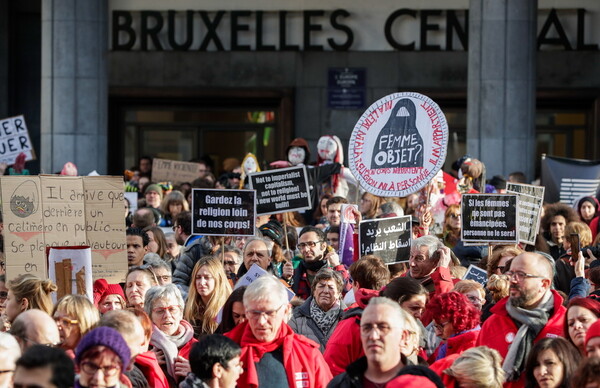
[586,319,600,349]
[92,279,125,306]
[144,184,163,200]
[578,196,599,216]
[259,220,285,247]
[75,327,131,367]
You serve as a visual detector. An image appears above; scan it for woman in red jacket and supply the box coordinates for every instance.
[427,291,481,363]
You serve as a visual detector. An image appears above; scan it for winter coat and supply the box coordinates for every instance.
[327,355,413,388]
[323,288,379,376]
[475,290,566,388]
[172,237,212,298]
[288,296,345,352]
[225,320,332,388]
[134,351,169,388]
[179,373,209,388]
[429,328,480,364]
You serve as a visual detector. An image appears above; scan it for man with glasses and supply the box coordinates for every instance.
[225,276,332,387]
[11,309,60,352]
[292,226,350,301]
[329,297,412,387]
[476,252,566,386]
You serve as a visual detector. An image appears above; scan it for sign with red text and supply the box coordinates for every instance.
[348,92,448,197]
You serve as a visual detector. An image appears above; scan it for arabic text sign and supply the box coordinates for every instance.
[506,183,545,245]
[348,92,449,197]
[0,115,35,165]
[248,166,311,215]
[359,216,411,264]
[192,189,255,236]
[461,194,519,244]
[463,264,488,286]
[151,158,204,184]
[1,176,128,283]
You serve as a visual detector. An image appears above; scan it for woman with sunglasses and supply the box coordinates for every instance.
[184,256,231,337]
[427,291,481,364]
[439,204,462,248]
[145,284,197,386]
[126,265,158,309]
[53,294,100,359]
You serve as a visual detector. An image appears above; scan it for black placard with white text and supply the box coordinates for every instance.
[359,216,411,264]
[461,194,518,244]
[192,189,255,236]
[248,165,311,215]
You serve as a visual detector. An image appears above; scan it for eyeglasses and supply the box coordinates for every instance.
[497,265,506,273]
[448,214,461,219]
[297,241,322,250]
[152,305,181,316]
[80,361,120,377]
[505,271,546,281]
[54,317,79,327]
[247,304,285,320]
[433,321,451,332]
[466,295,483,304]
[360,322,393,336]
[21,336,58,347]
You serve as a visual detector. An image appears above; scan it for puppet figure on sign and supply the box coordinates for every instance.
[370,98,424,169]
[239,153,261,189]
[316,135,356,198]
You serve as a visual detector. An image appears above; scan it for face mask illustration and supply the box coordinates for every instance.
[370,98,424,169]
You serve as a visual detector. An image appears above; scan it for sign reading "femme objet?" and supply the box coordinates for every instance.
[349,92,448,197]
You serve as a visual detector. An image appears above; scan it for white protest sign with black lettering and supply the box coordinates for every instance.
[359,215,411,264]
[0,115,35,165]
[192,189,255,236]
[248,165,311,215]
[461,194,519,244]
[348,92,448,197]
[506,183,545,245]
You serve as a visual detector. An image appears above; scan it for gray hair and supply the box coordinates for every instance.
[365,297,406,327]
[144,284,185,316]
[0,332,21,363]
[379,201,404,217]
[144,255,172,274]
[312,267,344,294]
[243,275,288,308]
[243,237,273,258]
[224,245,243,264]
[411,235,444,261]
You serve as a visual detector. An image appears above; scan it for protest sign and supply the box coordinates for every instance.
[540,155,600,204]
[461,194,519,244]
[506,183,545,245]
[192,189,255,236]
[248,165,311,215]
[234,264,295,301]
[48,247,93,302]
[348,92,449,197]
[359,216,411,264]
[151,158,205,184]
[0,115,35,165]
[463,264,488,285]
[1,176,127,283]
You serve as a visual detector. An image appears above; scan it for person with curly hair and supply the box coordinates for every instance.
[540,203,579,260]
[427,291,481,363]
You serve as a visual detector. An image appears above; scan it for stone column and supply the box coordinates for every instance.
[0,0,8,117]
[468,0,537,181]
[41,0,107,174]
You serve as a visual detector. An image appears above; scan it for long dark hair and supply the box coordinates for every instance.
[524,337,581,388]
[216,286,246,334]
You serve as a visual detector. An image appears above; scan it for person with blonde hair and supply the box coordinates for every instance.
[435,346,505,388]
[184,256,232,336]
[486,245,523,277]
[453,279,486,311]
[554,221,593,294]
[52,294,100,358]
[0,332,21,388]
[4,274,56,323]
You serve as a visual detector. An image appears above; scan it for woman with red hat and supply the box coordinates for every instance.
[93,279,126,314]
[564,297,600,355]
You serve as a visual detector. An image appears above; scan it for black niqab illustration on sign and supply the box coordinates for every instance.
[370,99,424,169]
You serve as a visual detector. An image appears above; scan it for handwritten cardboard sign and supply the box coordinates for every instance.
[0,115,36,165]
[462,264,488,285]
[348,92,449,197]
[506,183,545,245]
[1,176,128,283]
[359,215,412,264]
[151,158,204,184]
[192,189,255,236]
[461,194,519,244]
[248,165,311,215]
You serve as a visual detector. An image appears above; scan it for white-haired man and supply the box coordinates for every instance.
[225,276,332,387]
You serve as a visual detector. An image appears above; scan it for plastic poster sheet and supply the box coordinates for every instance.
[48,246,93,302]
[1,175,128,283]
[348,92,449,197]
[248,165,311,215]
[0,115,36,165]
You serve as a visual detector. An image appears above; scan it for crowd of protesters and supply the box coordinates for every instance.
[0,147,599,388]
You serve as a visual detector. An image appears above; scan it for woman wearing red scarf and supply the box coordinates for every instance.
[225,276,332,388]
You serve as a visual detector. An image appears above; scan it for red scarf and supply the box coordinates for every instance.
[226,321,293,388]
